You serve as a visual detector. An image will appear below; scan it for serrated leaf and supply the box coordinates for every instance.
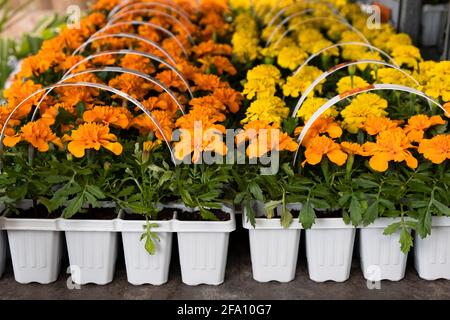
[86,185,105,199]
[433,200,450,216]
[299,202,316,229]
[363,201,379,226]
[144,236,156,255]
[400,228,413,253]
[349,196,362,226]
[417,208,432,238]
[280,208,293,229]
[248,182,264,201]
[63,193,84,218]
[383,222,401,235]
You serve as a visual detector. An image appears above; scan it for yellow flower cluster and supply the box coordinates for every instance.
[243,64,282,99]
[232,13,260,62]
[282,66,324,98]
[241,96,289,125]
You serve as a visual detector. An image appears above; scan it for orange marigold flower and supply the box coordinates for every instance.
[192,40,232,57]
[92,54,117,66]
[109,74,153,100]
[3,119,63,152]
[246,129,298,158]
[212,88,243,114]
[341,142,367,156]
[302,136,348,166]
[155,70,187,92]
[364,116,402,136]
[131,110,174,141]
[3,80,43,120]
[83,106,131,129]
[363,128,418,172]
[443,102,450,118]
[67,123,123,158]
[418,134,450,164]
[120,54,155,74]
[404,115,446,142]
[199,56,237,75]
[295,117,343,146]
[192,73,228,92]
[189,96,226,118]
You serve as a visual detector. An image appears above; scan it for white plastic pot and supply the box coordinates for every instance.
[3,200,63,284]
[173,204,236,286]
[60,204,121,285]
[119,208,174,285]
[421,4,448,47]
[360,218,408,281]
[243,202,303,283]
[415,216,450,280]
[0,215,6,278]
[306,218,355,282]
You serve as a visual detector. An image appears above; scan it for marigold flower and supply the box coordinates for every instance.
[372,68,415,87]
[392,45,422,69]
[156,70,188,92]
[120,54,155,74]
[341,142,366,156]
[192,73,228,92]
[3,119,63,152]
[364,116,402,136]
[192,40,232,57]
[246,129,298,158]
[418,135,450,164]
[444,103,450,118]
[277,45,308,70]
[302,136,348,167]
[131,110,175,141]
[67,123,123,158]
[199,56,237,75]
[243,65,282,99]
[241,96,289,125]
[282,66,324,98]
[363,128,418,172]
[83,106,132,129]
[296,97,336,121]
[295,117,343,145]
[109,74,153,100]
[341,93,388,134]
[336,76,370,95]
[212,88,243,113]
[404,115,446,142]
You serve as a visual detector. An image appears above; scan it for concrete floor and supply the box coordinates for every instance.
[1,222,449,300]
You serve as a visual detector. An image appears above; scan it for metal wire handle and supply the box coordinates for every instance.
[29,66,186,126]
[92,21,189,58]
[0,82,177,164]
[293,42,398,77]
[71,33,176,65]
[32,49,193,113]
[270,17,370,49]
[266,0,341,28]
[266,8,346,46]
[290,59,420,117]
[63,49,192,98]
[292,84,448,166]
[107,9,194,45]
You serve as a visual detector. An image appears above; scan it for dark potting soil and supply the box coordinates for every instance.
[315,209,342,219]
[290,210,300,219]
[178,209,230,222]
[13,204,61,219]
[123,208,177,221]
[71,207,118,220]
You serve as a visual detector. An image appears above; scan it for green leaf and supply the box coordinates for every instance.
[63,193,84,218]
[144,235,156,255]
[363,201,379,226]
[433,200,450,216]
[399,228,413,254]
[383,222,401,235]
[248,182,264,201]
[280,207,293,229]
[299,202,316,229]
[86,185,105,200]
[349,196,362,226]
[417,208,432,238]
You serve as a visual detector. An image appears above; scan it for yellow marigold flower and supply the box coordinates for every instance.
[261,38,296,58]
[3,119,63,152]
[341,45,367,61]
[372,67,415,87]
[67,123,123,158]
[243,65,282,99]
[418,135,450,164]
[423,74,450,102]
[341,93,388,134]
[241,96,289,125]
[296,97,337,121]
[363,128,418,172]
[83,106,131,129]
[404,115,446,142]
[357,51,383,71]
[336,76,370,95]
[277,45,308,70]
[364,116,402,136]
[385,33,412,52]
[298,28,325,53]
[302,135,348,167]
[311,39,338,57]
[392,45,422,69]
[282,66,323,98]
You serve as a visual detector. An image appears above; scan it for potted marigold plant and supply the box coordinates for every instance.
[113,140,177,286]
